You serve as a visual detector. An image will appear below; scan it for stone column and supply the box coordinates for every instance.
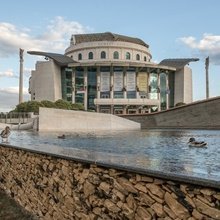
[19,48,24,104]
[157,69,161,111]
[166,72,169,110]
[72,68,75,104]
[84,67,88,111]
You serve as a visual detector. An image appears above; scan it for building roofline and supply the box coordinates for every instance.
[27,51,78,66]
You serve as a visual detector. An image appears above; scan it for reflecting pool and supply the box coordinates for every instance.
[5,129,220,184]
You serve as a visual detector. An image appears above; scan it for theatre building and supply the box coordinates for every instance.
[28,32,198,115]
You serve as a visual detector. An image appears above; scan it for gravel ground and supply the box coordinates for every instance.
[0,189,37,220]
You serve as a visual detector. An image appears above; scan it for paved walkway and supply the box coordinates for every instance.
[0,189,37,220]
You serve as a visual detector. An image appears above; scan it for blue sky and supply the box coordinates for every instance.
[0,0,220,112]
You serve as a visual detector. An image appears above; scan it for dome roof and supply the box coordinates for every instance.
[71,32,149,48]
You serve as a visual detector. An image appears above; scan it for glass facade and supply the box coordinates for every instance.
[60,66,175,114]
[87,67,97,110]
[75,67,84,105]
[160,72,167,110]
[61,67,72,102]
[149,72,158,100]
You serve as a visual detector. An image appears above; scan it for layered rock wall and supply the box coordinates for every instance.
[0,145,220,219]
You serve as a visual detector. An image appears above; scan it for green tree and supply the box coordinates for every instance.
[41,100,56,108]
[14,101,44,113]
[71,103,84,110]
[54,99,72,110]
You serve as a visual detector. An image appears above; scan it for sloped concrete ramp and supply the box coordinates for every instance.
[122,96,220,129]
[39,107,140,132]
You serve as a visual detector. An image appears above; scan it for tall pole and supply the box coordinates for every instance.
[19,48,24,104]
[205,56,209,99]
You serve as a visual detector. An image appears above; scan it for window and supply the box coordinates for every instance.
[78,53,82,60]
[144,56,147,62]
[126,52,131,60]
[113,51,119,59]
[101,51,106,59]
[88,52,93,59]
[136,54,140,60]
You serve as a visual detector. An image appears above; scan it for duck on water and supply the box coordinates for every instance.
[188,137,207,147]
[1,126,11,143]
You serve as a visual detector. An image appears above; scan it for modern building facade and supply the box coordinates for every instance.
[28,32,199,115]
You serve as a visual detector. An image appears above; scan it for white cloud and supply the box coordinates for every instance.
[179,34,220,65]
[0,69,18,78]
[0,86,29,95]
[0,16,91,57]
[0,87,29,112]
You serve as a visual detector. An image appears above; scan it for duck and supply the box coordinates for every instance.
[188,137,207,147]
[57,134,66,139]
[1,126,11,143]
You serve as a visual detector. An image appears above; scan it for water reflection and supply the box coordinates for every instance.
[4,129,220,183]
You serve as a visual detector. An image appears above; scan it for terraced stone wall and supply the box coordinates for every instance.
[0,145,220,219]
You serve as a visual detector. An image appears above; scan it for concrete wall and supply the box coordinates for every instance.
[1,145,220,219]
[174,66,192,105]
[39,107,140,132]
[122,96,220,129]
[30,60,62,102]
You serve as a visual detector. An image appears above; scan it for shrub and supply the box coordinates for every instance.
[175,102,186,107]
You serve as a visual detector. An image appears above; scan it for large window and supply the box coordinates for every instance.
[61,67,73,102]
[78,53,82,60]
[87,67,97,110]
[101,51,106,59]
[149,73,158,100]
[75,67,84,105]
[136,54,140,60]
[126,52,131,60]
[113,51,119,59]
[88,52,93,60]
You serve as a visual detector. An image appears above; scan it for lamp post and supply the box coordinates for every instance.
[205,56,209,99]
[19,48,24,104]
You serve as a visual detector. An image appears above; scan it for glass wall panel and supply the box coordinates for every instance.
[168,71,175,108]
[149,72,158,99]
[126,67,136,99]
[113,67,124,98]
[61,67,72,102]
[160,72,167,110]
[100,67,110,98]
[75,67,84,105]
[87,67,97,110]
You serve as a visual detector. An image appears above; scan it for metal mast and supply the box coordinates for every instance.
[19,48,24,104]
[205,56,209,99]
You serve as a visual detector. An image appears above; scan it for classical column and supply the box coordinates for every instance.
[19,48,24,104]
[72,68,75,104]
[84,67,88,110]
[157,69,161,111]
[166,72,169,109]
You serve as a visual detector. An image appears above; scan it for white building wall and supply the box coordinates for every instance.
[174,66,192,105]
[29,60,62,102]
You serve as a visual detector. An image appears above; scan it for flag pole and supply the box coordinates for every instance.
[19,48,24,104]
[205,56,209,99]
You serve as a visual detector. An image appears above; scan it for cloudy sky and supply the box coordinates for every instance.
[0,0,220,112]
